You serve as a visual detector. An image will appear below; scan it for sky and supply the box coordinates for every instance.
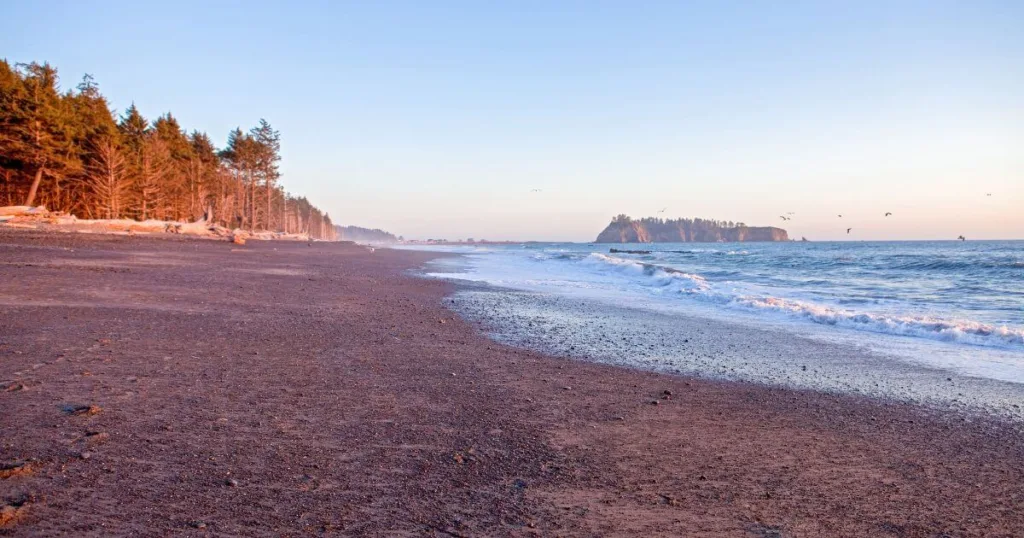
[3,1,1022,241]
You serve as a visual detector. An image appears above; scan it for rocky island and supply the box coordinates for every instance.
[596,214,788,243]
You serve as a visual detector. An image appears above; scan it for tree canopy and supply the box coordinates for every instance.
[0,60,335,239]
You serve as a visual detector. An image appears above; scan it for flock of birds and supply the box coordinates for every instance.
[777,211,896,235]
[785,212,895,235]
[775,194,993,239]
[780,208,979,239]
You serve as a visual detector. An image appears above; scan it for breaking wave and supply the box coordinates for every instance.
[584,253,1024,350]
[582,253,710,292]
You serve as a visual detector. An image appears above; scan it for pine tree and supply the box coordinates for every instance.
[0,62,71,206]
[250,119,280,230]
[118,104,149,154]
[152,114,193,219]
[85,137,130,219]
[187,131,219,221]
[117,104,149,215]
[220,128,260,230]
[137,132,171,220]
[63,74,119,213]
[1,59,338,236]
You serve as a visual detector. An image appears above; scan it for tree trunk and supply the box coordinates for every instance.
[24,167,44,207]
[248,173,255,232]
[53,175,61,211]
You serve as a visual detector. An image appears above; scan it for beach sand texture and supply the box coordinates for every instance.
[1,230,1022,537]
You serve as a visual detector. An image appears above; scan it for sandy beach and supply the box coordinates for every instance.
[2,231,1023,537]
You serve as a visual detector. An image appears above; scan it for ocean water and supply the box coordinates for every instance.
[407,241,1024,391]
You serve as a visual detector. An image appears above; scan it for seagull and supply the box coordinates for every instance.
[658,207,667,213]
[847,228,852,234]
[958,235,966,241]
[779,216,789,221]
[786,212,796,216]
[986,193,992,197]
[838,214,843,218]
[530,188,543,193]
[885,212,892,217]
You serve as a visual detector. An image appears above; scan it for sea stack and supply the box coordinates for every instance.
[595,215,789,243]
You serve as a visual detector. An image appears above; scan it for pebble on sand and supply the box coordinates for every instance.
[63,404,102,416]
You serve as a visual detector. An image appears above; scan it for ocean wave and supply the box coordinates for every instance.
[583,253,710,292]
[864,256,1024,273]
[580,251,1024,349]
[712,294,1024,348]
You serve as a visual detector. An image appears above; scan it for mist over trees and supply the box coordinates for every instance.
[334,225,399,244]
[0,60,336,239]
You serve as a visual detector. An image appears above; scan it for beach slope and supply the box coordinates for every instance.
[1,230,1022,536]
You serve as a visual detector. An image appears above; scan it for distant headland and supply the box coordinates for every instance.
[335,225,400,243]
[596,214,789,243]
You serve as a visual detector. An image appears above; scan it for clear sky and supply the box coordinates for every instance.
[4,1,1022,241]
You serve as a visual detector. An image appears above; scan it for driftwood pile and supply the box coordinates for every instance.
[0,206,313,244]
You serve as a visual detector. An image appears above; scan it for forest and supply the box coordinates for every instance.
[0,60,335,239]
[597,214,788,242]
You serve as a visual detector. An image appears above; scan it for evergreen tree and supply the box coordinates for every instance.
[118,104,149,155]
[0,59,337,238]
[85,137,130,219]
[220,127,260,229]
[248,119,280,228]
[250,119,280,230]
[0,62,71,206]
[187,130,219,220]
[137,132,171,220]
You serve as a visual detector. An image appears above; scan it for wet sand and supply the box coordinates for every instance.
[446,288,1024,419]
[1,230,1022,536]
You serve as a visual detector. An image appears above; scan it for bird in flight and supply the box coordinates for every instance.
[779,216,789,221]
[986,193,992,197]
[846,228,852,234]
[786,212,795,216]
[530,188,543,193]
[885,212,892,217]
[658,207,667,213]
[958,235,966,241]
[837,214,843,218]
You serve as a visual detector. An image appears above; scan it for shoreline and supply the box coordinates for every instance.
[408,243,1024,419]
[436,281,1024,423]
[2,230,1023,536]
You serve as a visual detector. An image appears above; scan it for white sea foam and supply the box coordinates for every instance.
[406,242,1024,389]
[580,253,710,292]
[711,294,1024,348]
[583,252,1024,350]
[411,244,1024,355]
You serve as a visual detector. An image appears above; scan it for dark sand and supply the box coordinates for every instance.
[1,230,1022,537]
